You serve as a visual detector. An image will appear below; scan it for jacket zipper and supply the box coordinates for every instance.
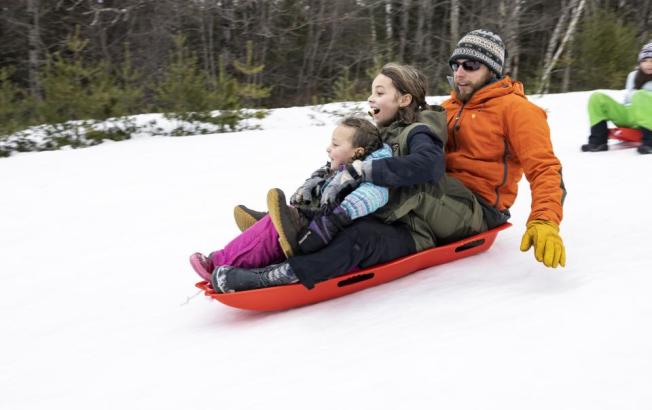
[451,103,465,151]
[493,139,509,208]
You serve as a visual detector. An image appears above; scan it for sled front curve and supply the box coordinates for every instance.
[196,223,511,311]
[609,127,642,143]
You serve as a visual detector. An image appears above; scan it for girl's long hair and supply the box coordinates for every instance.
[634,67,652,90]
[379,63,430,124]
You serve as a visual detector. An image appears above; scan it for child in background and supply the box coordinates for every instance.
[189,117,392,291]
[581,42,652,154]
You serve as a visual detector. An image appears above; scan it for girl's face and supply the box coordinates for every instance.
[640,58,652,75]
[368,74,411,127]
[327,125,364,170]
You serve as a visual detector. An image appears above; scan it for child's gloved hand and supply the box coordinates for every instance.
[298,206,352,253]
[290,164,330,205]
[320,172,358,206]
[320,160,372,206]
[520,220,566,268]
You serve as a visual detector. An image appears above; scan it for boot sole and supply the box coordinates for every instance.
[267,189,297,258]
[233,205,263,232]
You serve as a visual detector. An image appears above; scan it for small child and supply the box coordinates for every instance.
[189,117,392,292]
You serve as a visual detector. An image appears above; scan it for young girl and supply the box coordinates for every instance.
[189,117,392,284]
[213,63,485,293]
[582,42,652,154]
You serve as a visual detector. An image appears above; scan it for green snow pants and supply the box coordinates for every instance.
[588,90,652,131]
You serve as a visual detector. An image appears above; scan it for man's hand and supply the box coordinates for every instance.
[520,220,566,268]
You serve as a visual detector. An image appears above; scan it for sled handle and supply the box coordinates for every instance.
[337,272,375,287]
[454,238,485,253]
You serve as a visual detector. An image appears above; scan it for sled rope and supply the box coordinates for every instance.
[180,289,203,306]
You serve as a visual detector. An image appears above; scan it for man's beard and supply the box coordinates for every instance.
[455,74,493,102]
[456,82,482,102]
[456,86,474,102]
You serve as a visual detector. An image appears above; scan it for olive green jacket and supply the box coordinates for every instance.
[374,108,485,251]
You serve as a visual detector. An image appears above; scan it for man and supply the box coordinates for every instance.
[443,29,567,268]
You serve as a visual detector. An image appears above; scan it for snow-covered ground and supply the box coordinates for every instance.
[1,90,650,410]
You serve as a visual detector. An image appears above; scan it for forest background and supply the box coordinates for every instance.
[1,0,651,155]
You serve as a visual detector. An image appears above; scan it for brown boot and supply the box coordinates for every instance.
[267,188,308,257]
[233,205,267,232]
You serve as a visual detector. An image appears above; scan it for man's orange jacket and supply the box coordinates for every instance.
[442,77,565,225]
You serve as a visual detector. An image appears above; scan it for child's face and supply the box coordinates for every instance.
[641,58,652,75]
[368,74,410,127]
[327,125,363,170]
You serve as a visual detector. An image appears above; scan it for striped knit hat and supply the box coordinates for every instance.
[449,29,506,76]
[639,42,652,62]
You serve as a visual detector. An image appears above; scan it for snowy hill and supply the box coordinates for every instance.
[1,90,651,410]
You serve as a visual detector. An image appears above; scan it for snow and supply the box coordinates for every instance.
[1,90,651,410]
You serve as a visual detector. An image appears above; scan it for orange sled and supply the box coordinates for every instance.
[609,127,642,143]
[196,223,511,311]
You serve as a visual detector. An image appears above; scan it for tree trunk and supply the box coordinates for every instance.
[450,0,460,50]
[27,0,42,99]
[640,0,650,43]
[538,0,587,94]
[385,0,393,60]
[398,0,410,62]
[543,0,569,72]
[500,0,523,78]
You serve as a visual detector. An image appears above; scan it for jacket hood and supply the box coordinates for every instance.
[448,76,526,108]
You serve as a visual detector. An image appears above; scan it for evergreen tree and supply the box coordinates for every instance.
[0,67,26,137]
[153,35,213,113]
[572,9,638,90]
[232,40,271,107]
[331,67,366,102]
[37,28,130,124]
[211,54,240,111]
[111,44,147,117]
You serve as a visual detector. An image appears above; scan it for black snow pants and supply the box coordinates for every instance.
[288,216,416,289]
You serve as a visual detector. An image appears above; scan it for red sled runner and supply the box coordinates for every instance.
[196,223,511,311]
[609,127,642,143]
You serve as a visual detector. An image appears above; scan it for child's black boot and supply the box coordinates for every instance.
[637,128,652,155]
[581,121,609,152]
[211,262,299,293]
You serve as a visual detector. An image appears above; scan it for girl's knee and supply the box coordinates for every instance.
[588,91,610,105]
[630,90,652,105]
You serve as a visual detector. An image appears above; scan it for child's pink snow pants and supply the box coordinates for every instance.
[209,215,285,268]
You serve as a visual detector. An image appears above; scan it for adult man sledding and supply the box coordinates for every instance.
[442,29,567,268]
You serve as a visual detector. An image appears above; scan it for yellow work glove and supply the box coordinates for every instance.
[520,220,566,268]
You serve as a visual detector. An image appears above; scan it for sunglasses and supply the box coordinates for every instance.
[451,60,482,72]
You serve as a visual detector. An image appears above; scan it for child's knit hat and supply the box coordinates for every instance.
[639,42,652,62]
[449,29,506,77]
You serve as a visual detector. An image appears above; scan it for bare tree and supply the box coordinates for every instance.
[538,0,587,94]
[450,0,460,49]
[500,0,524,79]
[26,0,42,99]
